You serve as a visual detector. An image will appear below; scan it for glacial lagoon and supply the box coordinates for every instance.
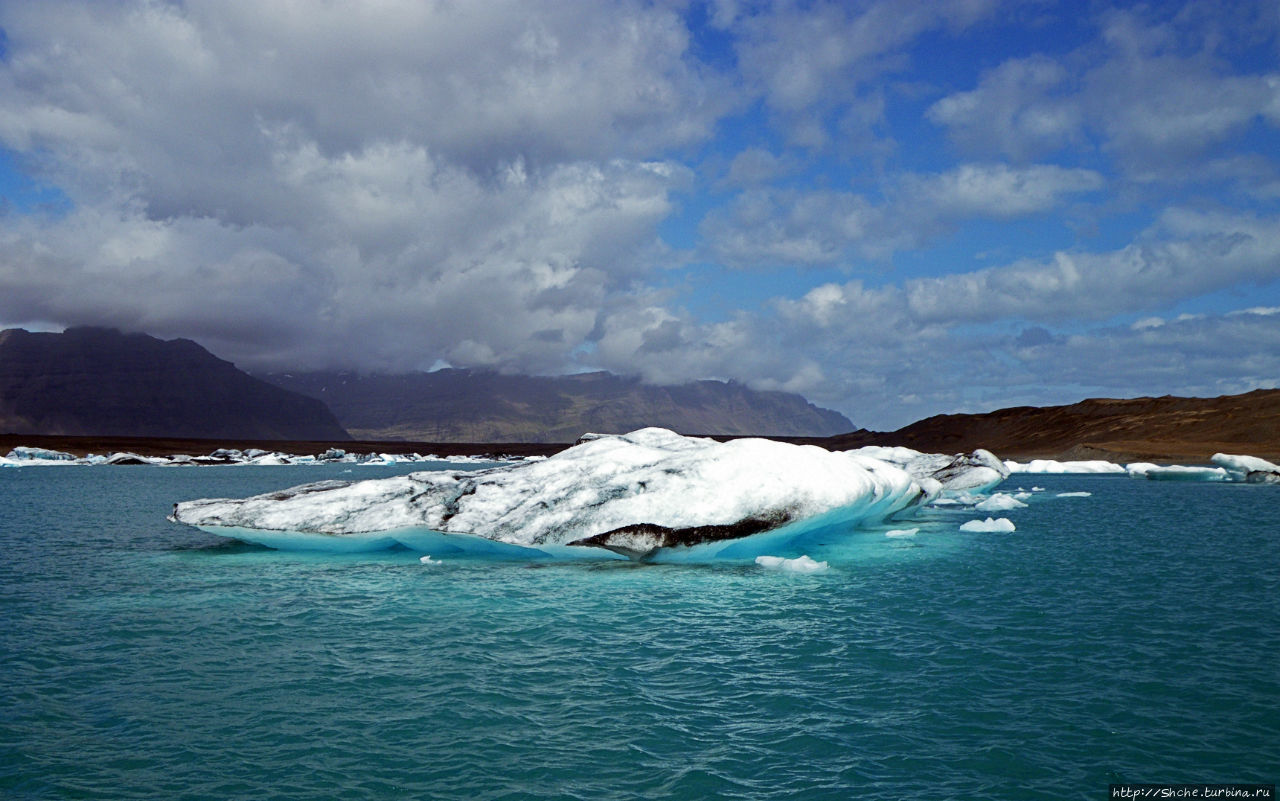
[2,457,1277,799]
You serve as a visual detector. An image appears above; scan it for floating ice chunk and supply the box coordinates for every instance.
[173,428,927,560]
[1125,463,1160,477]
[247,453,292,466]
[5,446,78,462]
[974,493,1028,512]
[1056,491,1092,498]
[1142,465,1230,482]
[1005,459,1125,474]
[105,452,168,466]
[419,555,442,565]
[885,528,918,538]
[960,517,1016,533]
[755,555,829,573]
[853,447,1009,494]
[1211,453,1280,484]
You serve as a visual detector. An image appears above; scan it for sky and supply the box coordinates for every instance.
[0,0,1278,430]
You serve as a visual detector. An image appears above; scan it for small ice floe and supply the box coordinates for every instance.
[974,493,1028,512]
[885,528,919,538]
[755,555,829,574]
[959,517,1016,533]
[1056,491,1092,498]
[419,555,442,566]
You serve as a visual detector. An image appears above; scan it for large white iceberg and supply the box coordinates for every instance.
[171,428,1006,561]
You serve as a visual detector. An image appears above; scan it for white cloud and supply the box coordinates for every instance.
[727,0,1001,146]
[700,163,1104,267]
[0,0,711,373]
[928,4,1280,180]
[896,163,1104,218]
[927,56,1083,160]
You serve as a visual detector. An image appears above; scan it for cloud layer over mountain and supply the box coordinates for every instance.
[1,0,1277,428]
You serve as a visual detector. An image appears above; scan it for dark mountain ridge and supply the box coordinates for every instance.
[261,369,855,442]
[0,327,350,440]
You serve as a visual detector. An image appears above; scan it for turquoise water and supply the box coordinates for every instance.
[1,466,1277,800]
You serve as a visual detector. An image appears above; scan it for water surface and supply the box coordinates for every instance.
[2,467,1276,799]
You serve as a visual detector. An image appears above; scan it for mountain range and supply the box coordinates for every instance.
[0,327,853,442]
[259,369,855,442]
[5,326,1278,461]
[0,327,349,440]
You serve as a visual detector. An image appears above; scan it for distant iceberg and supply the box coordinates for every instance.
[848,445,1009,494]
[1138,465,1231,482]
[0,444,512,468]
[2,446,80,466]
[1005,459,1126,474]
[171,428,1009,561]
[1211,453,1280,484]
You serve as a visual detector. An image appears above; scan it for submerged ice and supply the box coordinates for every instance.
[171,428,1009,561]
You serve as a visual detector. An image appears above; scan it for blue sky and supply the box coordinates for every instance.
[0,0,1278,429]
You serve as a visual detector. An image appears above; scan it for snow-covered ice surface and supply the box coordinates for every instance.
[171,429,1013,562]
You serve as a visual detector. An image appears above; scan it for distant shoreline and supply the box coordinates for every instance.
[3,431,1271,464]
[0,433,570,460]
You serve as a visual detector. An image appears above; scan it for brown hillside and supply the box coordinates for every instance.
[817,389,1280,462]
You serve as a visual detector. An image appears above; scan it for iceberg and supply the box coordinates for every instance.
[1140,465,1231,482]
[5,446,78,462]
[1211,453,1280,484]
[171,428,1004,562]
[848,446,1009,494]
[960,517,1016,533]
[755,555,829,574]
[1005,459,1126,474]
[974,492,1028,512]
[1123,454,1280,483]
